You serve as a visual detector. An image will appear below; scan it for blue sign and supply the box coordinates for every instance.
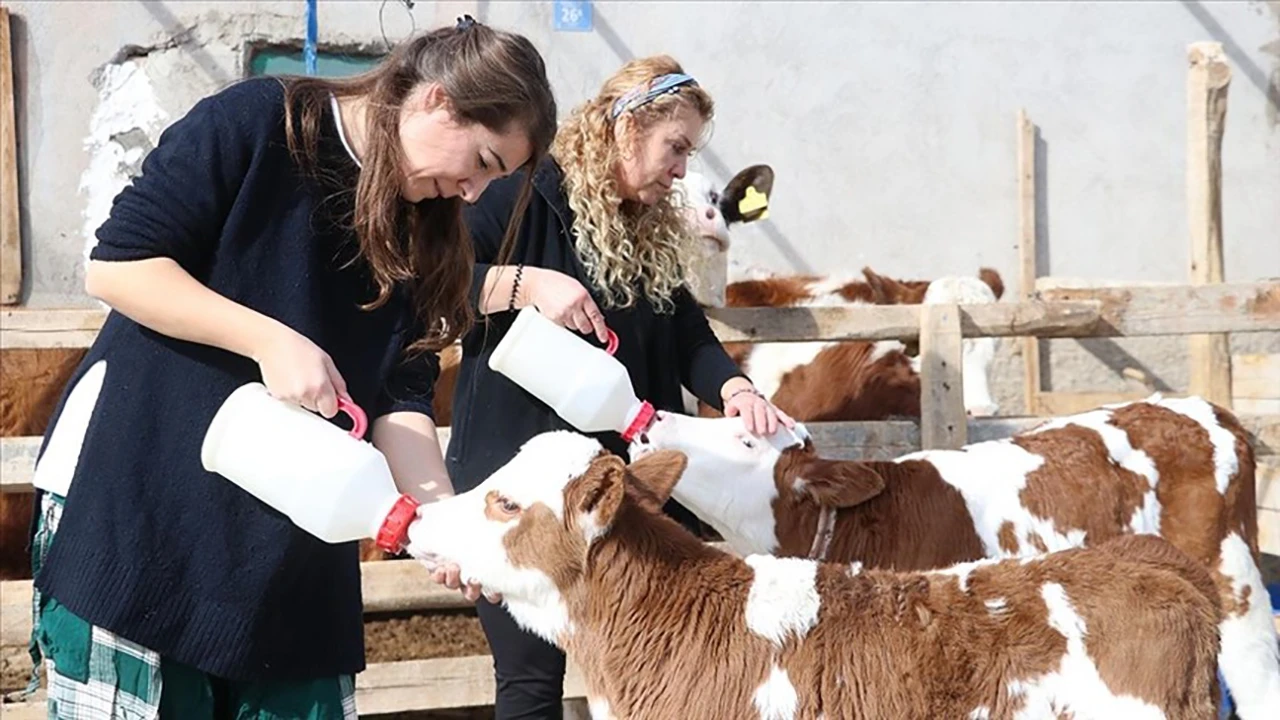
[554,0,593,32]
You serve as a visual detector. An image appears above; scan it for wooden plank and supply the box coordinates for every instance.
[1259,458,1280,513]
[360,556,471,613]
[0,563,475,651]
[1033,282,1280,338]
[919,303,966,449]
[1234,353,1280,400]
[1033,278,1181,291]
[1017,109,1042,416]
[1034,391,1173,417]
[5,282,1279,349]
[0,309,106,349]
[1186,41,1233,409]
[0,8,19,305]
[0,577,30,648]
[355,655,586,714]
[704,299,1102,343]
[5,414,1278,492]
[1261,508,1280,557]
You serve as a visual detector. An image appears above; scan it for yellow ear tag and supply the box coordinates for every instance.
[738,186,769,220]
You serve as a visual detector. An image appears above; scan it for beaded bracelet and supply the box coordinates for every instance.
[725,386,764,403]
[508,264,524,312]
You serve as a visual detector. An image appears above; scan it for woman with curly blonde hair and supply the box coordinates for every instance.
[444,54,792,717]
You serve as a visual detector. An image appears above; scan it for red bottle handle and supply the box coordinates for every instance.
[604,328,619,356]
[336,396,368,439]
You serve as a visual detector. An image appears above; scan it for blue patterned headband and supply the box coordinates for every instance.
[610,73,698,120]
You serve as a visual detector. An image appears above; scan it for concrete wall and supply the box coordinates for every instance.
[5,0,1279,413]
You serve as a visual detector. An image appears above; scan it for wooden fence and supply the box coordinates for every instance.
[2,279,1279,716]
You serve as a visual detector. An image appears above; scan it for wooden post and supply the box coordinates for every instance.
[1186,41,1232,407]
[0,7,20,304]
[919,303,967,449]
[1017,109,1040,415]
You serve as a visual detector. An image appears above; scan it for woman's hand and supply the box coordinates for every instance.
[721,378,795,436]
[431,562,502,604]
[524,267,610,344]
[252,325,350,418]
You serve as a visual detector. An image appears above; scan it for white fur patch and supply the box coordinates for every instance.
[1157,396,1239,495]
[969,707,991,720]
[1006,583,1164,719]
[32,360,107,497]
[848,561,863,576]
[985,597,1008,614]
[1215,532,1280,718]
[802,275,863,307]
[588,696,613,720]
[744,555,821,647]
[499,431,604,520]
[928,557,1000,592]
[406,431,603,647]
[1026,408,1164,536]
[743,342,835,402]
[900,442,1094,558]
[637,415,809,557]
[868,340,905,365]
[753,663,799,720]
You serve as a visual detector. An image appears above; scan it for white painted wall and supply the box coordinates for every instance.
[5,0,1278,412]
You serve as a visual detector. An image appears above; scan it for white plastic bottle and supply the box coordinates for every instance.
[488,306,656,442]
[200,382,419,552]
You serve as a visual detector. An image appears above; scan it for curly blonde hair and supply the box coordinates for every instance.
[551,55,714,313]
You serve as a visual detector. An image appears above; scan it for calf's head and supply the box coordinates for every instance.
[629,413,884,556]
[406,430,688,645]
[920,274,1002,417]
[676,165,775,307]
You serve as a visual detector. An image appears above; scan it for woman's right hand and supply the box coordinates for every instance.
[524,267,610,344]
[252,324,350,418]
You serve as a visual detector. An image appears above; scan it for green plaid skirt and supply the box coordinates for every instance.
[27,492,358,720]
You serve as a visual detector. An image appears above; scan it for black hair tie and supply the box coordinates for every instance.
[456,14,477,31]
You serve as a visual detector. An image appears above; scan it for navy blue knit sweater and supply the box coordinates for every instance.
[33,77,439,681]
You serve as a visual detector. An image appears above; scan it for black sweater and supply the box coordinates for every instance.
[33,77,438,681]
[447,159,745,510]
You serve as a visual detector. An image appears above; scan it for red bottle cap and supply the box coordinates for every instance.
[620,400,656,443]
[375,494,421,553]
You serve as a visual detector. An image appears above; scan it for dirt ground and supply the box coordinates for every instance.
[364,609,490,664]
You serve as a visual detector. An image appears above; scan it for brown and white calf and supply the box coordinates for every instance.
[693,267,1005,421]
[628,395,1280,719]
[406,431,1223,719]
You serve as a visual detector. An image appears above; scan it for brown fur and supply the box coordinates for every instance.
[1012,425,1150,548]
[0,348,88,580]
[755,399,1260,646]
[705,267,1003,423]
[507,453,1220,719]
[770,443,986,570]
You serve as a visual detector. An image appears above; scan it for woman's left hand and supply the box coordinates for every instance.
[431,562,502,604]
[722,382,795,436]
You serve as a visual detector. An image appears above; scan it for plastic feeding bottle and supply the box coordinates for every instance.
[200,382,419,553]
[488,306,656,442]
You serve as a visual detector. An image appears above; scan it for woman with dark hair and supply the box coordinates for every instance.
[25,16,555,719]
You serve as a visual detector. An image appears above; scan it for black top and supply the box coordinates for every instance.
[447,159,745,508]
[33,77,439,681]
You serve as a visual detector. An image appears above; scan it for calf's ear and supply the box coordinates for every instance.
[791,458,885,508]
[567,455,626,537]
[626,450,688,512]
[720,165,774,224]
